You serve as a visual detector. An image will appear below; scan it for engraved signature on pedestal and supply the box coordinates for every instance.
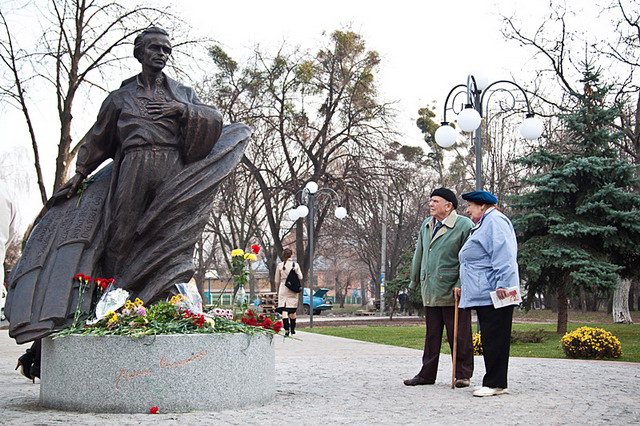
[115,349,210,390]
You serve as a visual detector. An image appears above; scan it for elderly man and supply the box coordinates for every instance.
[404,188,474,387]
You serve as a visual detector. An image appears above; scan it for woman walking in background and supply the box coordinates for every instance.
[275,248,303,336]
[456,191,520,397]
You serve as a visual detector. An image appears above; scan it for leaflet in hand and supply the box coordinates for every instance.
[490,286,522,308]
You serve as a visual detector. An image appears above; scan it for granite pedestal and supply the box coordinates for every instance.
[40,333,275,413]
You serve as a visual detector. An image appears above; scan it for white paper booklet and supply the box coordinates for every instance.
[490,286,522,308]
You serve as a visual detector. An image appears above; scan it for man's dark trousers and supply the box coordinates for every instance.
[418,306,474,382]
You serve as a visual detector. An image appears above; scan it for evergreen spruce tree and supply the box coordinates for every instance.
[511,65,640,333]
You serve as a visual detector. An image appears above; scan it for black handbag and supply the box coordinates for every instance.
[285,262,302,293]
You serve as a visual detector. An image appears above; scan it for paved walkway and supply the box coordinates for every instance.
[0,329,639,425]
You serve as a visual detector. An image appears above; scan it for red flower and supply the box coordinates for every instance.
[246,309,254,317]
[94,278,109,291]
[247,317,258,326]
[108,278,117,286]
[260,317,273,329]
[74,273,85,281]
[273,320,283,333]
[251,244,260,254]
[149,406,159,414]
[258,314,265,321]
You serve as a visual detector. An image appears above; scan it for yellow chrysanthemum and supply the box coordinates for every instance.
[231,249,245,257]
[170,294,185,305]
[244,253,257,261]
[560,326,622,359]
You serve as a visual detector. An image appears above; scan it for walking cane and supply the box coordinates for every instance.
[451,297,459,389]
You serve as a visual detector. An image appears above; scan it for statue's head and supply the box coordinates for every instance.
[134,27,171,70]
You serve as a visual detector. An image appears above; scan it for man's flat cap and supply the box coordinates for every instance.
[430,188,458,209]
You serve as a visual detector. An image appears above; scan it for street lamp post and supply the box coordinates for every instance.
[287,181,347,328]
[434,73,544,190]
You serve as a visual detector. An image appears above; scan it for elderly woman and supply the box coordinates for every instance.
[457,190,519,397]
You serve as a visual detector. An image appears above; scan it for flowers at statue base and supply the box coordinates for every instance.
[230,245,261,309]
[54,280,280,338]
[241,309,283,333]
[94,277,115,292]
[149,406,159,414]
[560,326,622,359]
[472,332,483,355]
[230,245,260,288]
[209,308,234,320]
[183,310,206,328]
[72,273,93,327]
[74,273,92,286]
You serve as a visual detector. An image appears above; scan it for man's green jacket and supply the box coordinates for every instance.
[409,210,473,307]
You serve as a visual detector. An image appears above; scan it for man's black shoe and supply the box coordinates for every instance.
[403,376,435,386]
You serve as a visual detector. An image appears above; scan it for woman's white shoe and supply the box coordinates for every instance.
[473,386,509,397]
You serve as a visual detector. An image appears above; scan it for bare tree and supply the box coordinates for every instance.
[201,30,397,296]
[0,0,198,201]
[340,145,434,297]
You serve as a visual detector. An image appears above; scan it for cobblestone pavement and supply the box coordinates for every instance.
[1,329,639,425]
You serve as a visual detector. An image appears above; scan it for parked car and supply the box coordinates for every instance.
[303,288,332,315]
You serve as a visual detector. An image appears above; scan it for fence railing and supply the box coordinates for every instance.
[205,292,241,306]
[205,292,363,306]
[341,296,363,305]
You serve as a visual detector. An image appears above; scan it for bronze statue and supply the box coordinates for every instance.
[5,27,251,344]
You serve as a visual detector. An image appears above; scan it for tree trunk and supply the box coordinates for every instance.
[612,279,633,324]
[579,287,587,313]
[545,290,558,312]
[360,278,367,306]
[388,290,399,321]
[556,280,568,334]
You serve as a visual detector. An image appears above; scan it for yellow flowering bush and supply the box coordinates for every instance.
[560,327,622,360]
[472,332,483,355]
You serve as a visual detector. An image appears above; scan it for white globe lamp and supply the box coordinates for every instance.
[435,124,457,148]
[520,114,544,140]
[469,71,489,91]
[458,106,482,132]
[288,208,300,221]
[334,206,347,219]
[305,181,319,194]
[296,204,309,218]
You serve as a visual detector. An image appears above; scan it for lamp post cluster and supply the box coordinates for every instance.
[434,73,544,190]
[288,181,347,328]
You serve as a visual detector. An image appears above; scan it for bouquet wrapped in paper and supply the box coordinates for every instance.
[175,282,203,314]
[87,285,130,325]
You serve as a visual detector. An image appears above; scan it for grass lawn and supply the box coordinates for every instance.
[305,322,640,363]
